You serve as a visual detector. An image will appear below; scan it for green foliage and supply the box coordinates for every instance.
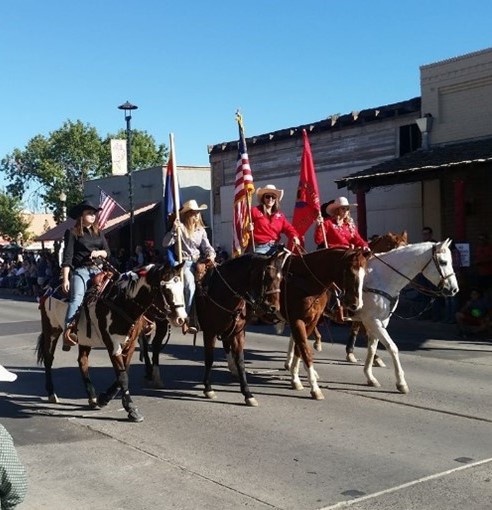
[0,192,30,240]
[0,120,168,222]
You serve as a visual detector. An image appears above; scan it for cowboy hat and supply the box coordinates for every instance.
[327,196,357,215]
[68,200,102,220]
[256,184,284,202]
[180,199,208,214]
[0,364,17,382]
[321,200,335,219]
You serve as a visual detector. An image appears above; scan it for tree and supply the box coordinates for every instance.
[0,120,167,222]
[0,192,30,241]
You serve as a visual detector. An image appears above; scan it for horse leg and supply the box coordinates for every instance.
[148,321,167,389]
[291,320,324,400]
[203,332,217,399]
[373,326,408,394]
[77,345,98,408]
[37,328,60,403]
[363,335,381,388]
[284,336,295,371]
[313,325,322,352]
[346,322,359,363]
[229,331,258,407]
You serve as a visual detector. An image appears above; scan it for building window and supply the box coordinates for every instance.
[399,124,421,156]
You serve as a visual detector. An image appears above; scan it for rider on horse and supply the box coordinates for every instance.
[162,199,216,335]
[61,200,111,351]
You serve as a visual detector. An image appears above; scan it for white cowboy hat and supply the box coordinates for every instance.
[256,184,284,202]
[180,200,208,214]
[327,196,357,215]
[0,364,17,382]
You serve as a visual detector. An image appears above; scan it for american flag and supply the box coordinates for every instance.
[98,189,120,230]
[232,112,255,257]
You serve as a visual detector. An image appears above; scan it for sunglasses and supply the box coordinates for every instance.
[263,194,276,200]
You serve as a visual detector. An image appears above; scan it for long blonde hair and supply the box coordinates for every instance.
[181,210,205,237]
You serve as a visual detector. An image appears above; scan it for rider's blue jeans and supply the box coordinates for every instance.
[64,266,101,328]
[182,260,196,315]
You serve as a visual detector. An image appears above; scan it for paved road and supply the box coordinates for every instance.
[1,296,491,510]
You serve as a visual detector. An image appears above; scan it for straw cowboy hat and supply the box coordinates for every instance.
[0,364,17,382]
[327,196,357,215]
[68,199,102,220]
[180,199,208,214]
[256,184,284,202]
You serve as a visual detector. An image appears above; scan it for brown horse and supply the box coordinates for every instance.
[311,231,408,361]
[279,247,369,400]
[139,250,288,404]
[36,263,186,422]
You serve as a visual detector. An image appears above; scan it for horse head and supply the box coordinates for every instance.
[422,239,460,297]
[249,250,287,317]
[341,248,369,315]
[369,230,408,252]
[145,262,187,327]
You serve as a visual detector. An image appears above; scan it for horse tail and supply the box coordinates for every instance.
[36,333,45,365]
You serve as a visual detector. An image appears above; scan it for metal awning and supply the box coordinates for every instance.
[336,137,492,191]
[36,202,159,241]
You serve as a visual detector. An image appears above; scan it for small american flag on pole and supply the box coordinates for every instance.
[98,189,123,230]
[232,111,255,257]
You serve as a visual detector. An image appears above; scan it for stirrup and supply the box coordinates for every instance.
[63,327,78,349]
[181,322,198,335]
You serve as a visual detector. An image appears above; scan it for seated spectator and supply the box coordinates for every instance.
[456,288,491,338]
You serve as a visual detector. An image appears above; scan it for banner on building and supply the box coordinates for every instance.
[110,139,127,175]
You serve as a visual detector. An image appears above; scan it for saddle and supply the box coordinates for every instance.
[63,269,118,349]
[194,259,216,295]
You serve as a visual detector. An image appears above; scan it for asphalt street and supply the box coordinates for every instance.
[1,293,491,510]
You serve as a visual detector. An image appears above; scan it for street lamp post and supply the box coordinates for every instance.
[117,101,138,255]
[59,191,67,222]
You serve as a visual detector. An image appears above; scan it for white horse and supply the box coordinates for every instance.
[285,240,459,394]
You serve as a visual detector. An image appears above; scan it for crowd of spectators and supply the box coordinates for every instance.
[0,251,60,297]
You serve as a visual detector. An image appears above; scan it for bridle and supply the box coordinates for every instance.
[368,245,456,298]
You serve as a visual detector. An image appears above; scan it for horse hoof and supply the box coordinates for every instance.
[367,380,381,388]
[283,362,291,371]
[48,394,59,404]
[291,381,304,391]
[245,397,259,407]
[313,341,322,352]
[346,353,358,363]
[204,390,217,400]
[97,394,110,408]
[373,357,386,368]
[128,409,144,423]
[145,378,164,389]
[88,398,99,409]
[310,390,325,400]
[397,383,409,394]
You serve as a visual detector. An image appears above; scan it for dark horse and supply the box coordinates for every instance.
[311,231,408,362]
[279,247,369,400]
[36,263,186,422]
[138,250,288,405]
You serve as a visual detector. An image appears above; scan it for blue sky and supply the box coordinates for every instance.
[1,0,491,209]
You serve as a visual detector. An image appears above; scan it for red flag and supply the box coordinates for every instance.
[98,189,123,230]
[291,129,321,245]
[232,112,255,257]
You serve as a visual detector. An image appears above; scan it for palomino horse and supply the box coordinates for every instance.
[279,247,369,400]
[36,263,186,422]
[311,231,408,361]
[325,240,458,394]
[139,250,288,403]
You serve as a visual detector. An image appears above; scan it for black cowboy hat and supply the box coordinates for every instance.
[68,199,102,220]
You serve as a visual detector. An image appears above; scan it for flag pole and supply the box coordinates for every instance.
[169,133,183,264]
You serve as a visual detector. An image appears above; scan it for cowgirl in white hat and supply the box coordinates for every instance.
[251,184,300,254]
[162,199,215,334]
[314,196,368,249]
